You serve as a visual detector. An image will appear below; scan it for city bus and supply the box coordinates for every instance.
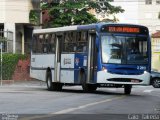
[30,23,151,94]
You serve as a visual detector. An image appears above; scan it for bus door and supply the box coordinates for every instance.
[54,34,63,83]
[60,32,75,84]
[87,32,97,84]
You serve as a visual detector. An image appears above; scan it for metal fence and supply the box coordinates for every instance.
[0,29,13,53]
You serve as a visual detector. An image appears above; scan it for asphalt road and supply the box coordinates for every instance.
[0,81,159,120]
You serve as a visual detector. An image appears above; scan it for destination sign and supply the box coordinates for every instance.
[101,25,148,35]
[108,27,140,33]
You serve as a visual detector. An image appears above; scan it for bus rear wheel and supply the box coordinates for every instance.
[124,85,132,95]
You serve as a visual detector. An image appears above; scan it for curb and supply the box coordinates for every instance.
[0,80,14,85]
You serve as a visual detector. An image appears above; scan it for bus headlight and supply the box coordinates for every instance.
[144,71,147,74]
[102,67,107,72]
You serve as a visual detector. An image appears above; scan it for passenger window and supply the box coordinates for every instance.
[77,31,88,52]
[32,33,57,54]
[63,32,77,52]
[49,34,56,53]
[37,34,43,53]
[62,31,88,53]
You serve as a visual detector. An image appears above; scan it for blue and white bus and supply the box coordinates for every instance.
[30,23,151,94]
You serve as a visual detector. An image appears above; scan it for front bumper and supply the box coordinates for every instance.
[97,71,150,85]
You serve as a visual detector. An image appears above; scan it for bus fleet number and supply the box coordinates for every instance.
[137,66,146,70]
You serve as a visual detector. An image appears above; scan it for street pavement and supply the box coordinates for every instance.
[0,80,159,120]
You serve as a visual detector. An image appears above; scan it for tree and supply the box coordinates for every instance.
[29,10,41,25]
[41,0,124,28]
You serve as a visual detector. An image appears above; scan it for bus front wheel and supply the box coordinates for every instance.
[46,72,54,91]
[46,72,62,91]
[81,73,97,92]
[124,85,132,95]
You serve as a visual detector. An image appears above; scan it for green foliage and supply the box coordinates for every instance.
[0,36,7,41]
[41,0,124,28]
[29,10,40,25]
[0,54,27,80]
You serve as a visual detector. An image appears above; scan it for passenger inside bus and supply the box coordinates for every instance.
[129,42,140,54]
[127,42,142,61]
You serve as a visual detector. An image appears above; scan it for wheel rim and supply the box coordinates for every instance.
[153,79,160,88]
[47,77,51,88]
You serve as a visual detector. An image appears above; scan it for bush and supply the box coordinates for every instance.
[0,54,27,80]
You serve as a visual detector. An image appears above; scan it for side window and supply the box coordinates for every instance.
[62,31,88,53]
[37,34,44,53]
[43,34,49,53]
[156,0,160,4]
[63,32,77,52]
[32,34,43,53]
[32,35,38,53]
[145,0,152,5]
[32,33,56,54]
[77,31,88,52]
[49,34,56,53]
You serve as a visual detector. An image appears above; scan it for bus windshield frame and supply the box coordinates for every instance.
[100,33,149,65]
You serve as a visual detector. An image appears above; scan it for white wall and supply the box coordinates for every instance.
[0,0,35,53]
[0,0,5,23]
[0,0,34,23]
[111,0,160,33]
[4,0,33,23]
[138,1,160,33]
[112,0,139,24]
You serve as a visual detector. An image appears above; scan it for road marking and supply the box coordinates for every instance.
[53,96,125,114]
[21,95,126,120]
[155,108,160,111]
[143,90,153,93]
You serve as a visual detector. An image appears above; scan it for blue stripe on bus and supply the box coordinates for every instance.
[31,67,55,70]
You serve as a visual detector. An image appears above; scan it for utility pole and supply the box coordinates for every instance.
[0,43,2,86]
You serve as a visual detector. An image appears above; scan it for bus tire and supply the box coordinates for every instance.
[81,73,97,92]
[88,85,97,92]
[46,71,63,91]
[55,83,63,91]
[46,72,55,91]
[124,85,132,95]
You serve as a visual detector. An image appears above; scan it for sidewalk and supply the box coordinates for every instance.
[0,79,46,88]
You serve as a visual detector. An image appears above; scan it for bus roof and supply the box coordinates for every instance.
[33,23,148,34]
[33,25,78,34]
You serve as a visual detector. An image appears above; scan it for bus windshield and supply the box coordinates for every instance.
[101,35,148,64]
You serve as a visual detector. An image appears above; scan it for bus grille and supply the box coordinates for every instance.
[108,70,143,75]
[107,78,142,83]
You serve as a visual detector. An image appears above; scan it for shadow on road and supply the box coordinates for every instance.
[55,88,125,96]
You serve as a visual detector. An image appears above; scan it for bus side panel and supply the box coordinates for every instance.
[30,69,52,81]
[60,54,75,83]
[148,36,151,73]
[30,54,55,81]
[74,53,87,84]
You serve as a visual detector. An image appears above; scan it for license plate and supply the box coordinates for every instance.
[131,80,139,83]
